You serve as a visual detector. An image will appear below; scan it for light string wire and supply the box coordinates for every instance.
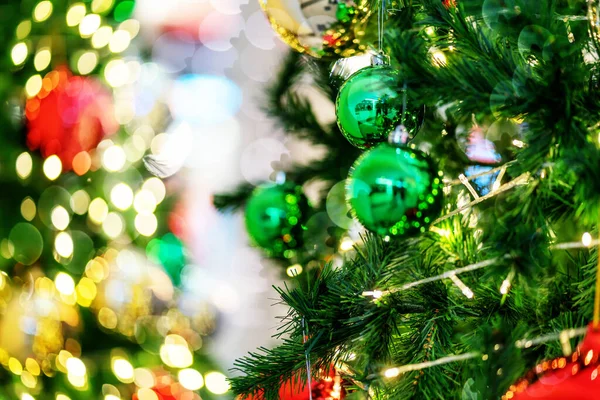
[302,317,314,400]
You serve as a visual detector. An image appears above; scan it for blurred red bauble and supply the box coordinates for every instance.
[245,368,346,400]
[505,323,600,400]
[25,67,118,172]
[442,0,457,8]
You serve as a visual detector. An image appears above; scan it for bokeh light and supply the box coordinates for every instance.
[204,371,230,394]
[79,14,101,37]
[109,30,131,53]
[178,368,204,390]
[33,1,53,22]
[110,183,134,210]
[34,48,51,71]
[103,212,124,238]
[20,197,36,221]
[66,3,86,26]
[70,190,91,215]
[92,0,114,14]
[102,145,127,172]
[92,26,113,49]
[9,223,43,265]
[16,21,32,39]
[134,190,156,214]
[112,358,134,383]
[72,151,92,175]
[159,335,193,368]
[142,178,166,204]
[135,214,158,237]
[43,155,62,180]
[25,74,43,97]
[104,59,129,87]
[16,152,33,179]
[11,42,28,65]
[51,205,70,230]
[89,198,109,224]
[77,51,98,75]
[55,272,76,295]
[55,231,74,258]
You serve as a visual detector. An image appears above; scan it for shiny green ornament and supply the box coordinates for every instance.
[245,183,308,259]
[346,143,444,237]
[336,65,423,149]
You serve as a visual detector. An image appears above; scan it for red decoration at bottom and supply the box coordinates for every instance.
[506,323,600,400]
[245,368,346,400]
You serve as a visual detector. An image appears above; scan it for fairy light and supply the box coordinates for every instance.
[500,278,511,295]
[66,3,86,26]
[79,14,101,37]
[77,51,98,75]
[11,42,28,65]
[104,59,129,87]
[25,74,43,97]
[33,1,53,22]
[142,178,166,203]
[43,155,62,180]
[384,368,400,378]
[339,237,354,252]
[119,19,140,38]
[178,368,204,390]
[88,198,109,224]
[71,190,90,215]
[286,264,303,277]
[92,26,113,48]
[92,0,114,13]
[66,357,87,388]
[136,389,158,400]
[134,190,157,214]
[34,48,51,71]
[16,21,32,39]
[55,232,74,258]
[204,372,230,395]
[582,232,593,247]
[103,212,124,238]
[134,368,155,388]
[431,50,447,66]
[51,206,70,230]
[449,274,474,299]
[55,272,75,296]
[16,152,33,179]
[21,197,36,221]
[160,335,193,368]
[112,358,134,383]
[110,183,134,210]
[512,139,525,148]
[109,30,131,53]
[102,145,126,171]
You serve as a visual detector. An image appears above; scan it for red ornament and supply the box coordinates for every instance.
[506,323,600,400]
[245,368,346,400]
[442,0,457,8]
[25,67,118,172]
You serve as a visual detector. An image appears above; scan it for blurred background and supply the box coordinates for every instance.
[0,0,307,398]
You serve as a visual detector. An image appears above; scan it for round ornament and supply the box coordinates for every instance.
[505,323,600,400]
[346,142,443,237]
[259,0,372,59]
[245,367,346,399]
[245,182,309,259]
[336,65,424,149]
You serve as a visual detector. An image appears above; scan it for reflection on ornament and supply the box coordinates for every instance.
[506,324,600,400]
[329,52,374,89]
[245,182,310,259]
[25,67,118,171]
[346,143,444,237]
[336,66,424,149]
[260,0,372,59]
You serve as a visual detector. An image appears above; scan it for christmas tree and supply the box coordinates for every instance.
[216,0,600,399]
[0,1,229,398]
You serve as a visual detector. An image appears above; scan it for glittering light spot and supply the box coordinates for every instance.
[104,59,128,87]
[25,74,43,98]
[12,43,28,65]
[109,30,131,53]
[135,214,157,237]
[79,14,101,37]
[431,50,447,66]
[500,279,511,295]
[339,237,354,252]
[66,357,87,388]
[102,145,126,172]
[21,197,36,221]
[103,212,124,238]
[77,51,98,75]
[34,48,51,71]
[55,272,75,295]
[136,389,158,400]
[119,20,139,38]
[66,3,86,26]
[92,26,113,48]
[43,155,62,180]
[98,307,118,329]
[112,358,134,383]
[178,369,204,390]
[9,357,23,375]
[142,178,166,204]
[76,277,97,307]
[286,264,303,277]
[582,232,593,247]
[51,206,70,230]
[70,190,90,215]
[72,151,92,175]
[88,198,109,224]
[33,1,53,22]
[134,368,155,389]
[204,372,230,394]
[384,368,399,378]
[56,395,71,400]
[21,371,37,388]
[21,395,34,400]
[111,183,133,210]
[16,152,33,179]
[92,0,114,13]
[134,190,156,214]
[16,21,32,40]
[160,335,193,368]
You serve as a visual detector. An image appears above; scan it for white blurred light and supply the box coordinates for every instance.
[198,12,244,52]
[240,138,288,183]
[244,11,277,50]
[55,272,75,295]
[51,206,70,230]
[582,232,593,247]
[111,183,134,210]
[204,372,230,394]
[102,145,127,171]
[178,368,204,390]
[109,30,131,53]
[79,14,102,37]
[55,232,74,258]
[168,75,241,125]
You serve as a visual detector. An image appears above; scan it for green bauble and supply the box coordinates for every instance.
[336,65,423,149]
[346,143,444,237]
[245,183,308,259]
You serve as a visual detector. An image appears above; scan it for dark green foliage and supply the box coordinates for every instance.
[217,0,600,398]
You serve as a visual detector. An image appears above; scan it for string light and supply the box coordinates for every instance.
[135,214,157,236]
[79,14,101,37]
[134,190,157,214]
[110,183,134,210]
[25,74,43,98]
[66,3,86,26]
[11,42,28,65]
[204,371,230,395]
[92,26,113,48]
[449,274,474,299]
[142,178,166,204]
[583,232,593,247]
[178,368,204,390]
[16,152,33,179]
[51,205,70,230]
[43,155,62,180]
[34,48,51,71]
[103,212,124,238]
[55,232,74,258]
[102,145,126,172]
[286,264,303,277]
[88,198,109,224]
[55,272,75,296]
[112,358,134,383]
[77,51,98,75]
[104,59,129,87]
[33,1,53,22]
[339,237,354,252]
[108,30,131,53]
